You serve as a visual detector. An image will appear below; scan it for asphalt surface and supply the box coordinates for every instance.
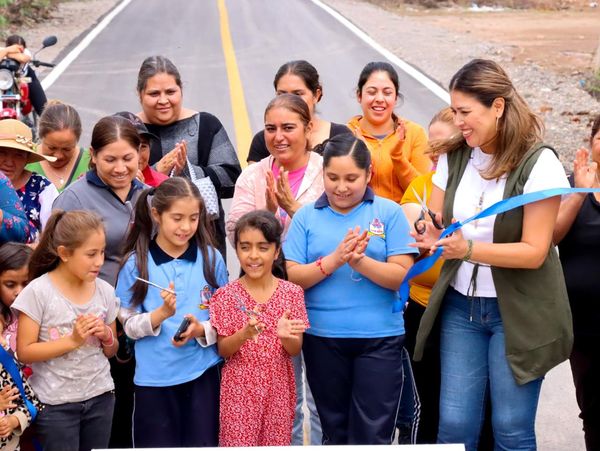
[43,0,584,449]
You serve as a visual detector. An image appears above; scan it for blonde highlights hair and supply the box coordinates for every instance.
[442,59,543,179]
[29,210,105,280]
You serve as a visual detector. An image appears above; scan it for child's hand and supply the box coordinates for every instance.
[159,282,177,319]
[90,317,112,343]
[277,310,306,340]
[0,415,18,437]
[328,227,362,270]
[243,317,265,343]
[0,386,19,411]
[70,315,97,347]
[348,229,369,268]
[172,315,205,347]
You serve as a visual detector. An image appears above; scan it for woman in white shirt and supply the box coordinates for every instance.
[413,59,572,451]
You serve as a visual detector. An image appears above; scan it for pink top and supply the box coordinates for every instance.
[272,162,308,227]
[226,152,324,246]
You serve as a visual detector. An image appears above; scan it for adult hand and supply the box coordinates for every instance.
[432,221,469,260]
[155,141,187,175]
[136,169,145,184]
[265,171,279,214]
[173,140,187,175]
[0,386,19,411]
[172,314,204,347]
[410,212,444,254]
[275,170,301,216]
[395,118,406,142]
[573,147,597,189]
[277,310,306,340]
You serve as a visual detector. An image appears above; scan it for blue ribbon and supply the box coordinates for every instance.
[0,346,37,421]
[393,187,600,313]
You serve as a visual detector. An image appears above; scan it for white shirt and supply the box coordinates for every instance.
[432,147,569,297]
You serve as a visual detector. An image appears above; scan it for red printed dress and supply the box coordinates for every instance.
[210,279,308,447]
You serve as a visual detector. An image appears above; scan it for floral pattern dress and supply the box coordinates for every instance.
[17,173,58,242]
[0,171,29,244]
[210,279,308,447]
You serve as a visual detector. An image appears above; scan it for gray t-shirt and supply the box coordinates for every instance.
[13,273,119,405]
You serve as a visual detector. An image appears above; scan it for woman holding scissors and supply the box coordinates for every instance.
[412,59,572,451]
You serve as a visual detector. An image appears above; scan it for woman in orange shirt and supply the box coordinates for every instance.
[349,62,431,203]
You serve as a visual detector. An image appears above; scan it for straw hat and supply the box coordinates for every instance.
[0,119,56,163]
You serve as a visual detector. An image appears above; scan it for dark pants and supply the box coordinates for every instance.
[35,391,115,451]
[108,350,135,448]
[25,66,47,116]
[133,364,220,447]
[570,335,600,451]
[303,334,404,445]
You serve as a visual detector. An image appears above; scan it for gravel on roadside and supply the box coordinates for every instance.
[324,0,600,167]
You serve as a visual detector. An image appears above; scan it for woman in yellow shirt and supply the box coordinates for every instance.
[349,62,431,203]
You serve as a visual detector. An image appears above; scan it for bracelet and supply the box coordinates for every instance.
[315,257,331,277]
[462,239,473,261]
[101,327,115,347]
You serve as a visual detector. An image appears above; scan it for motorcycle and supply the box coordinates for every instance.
[0,35,57,136]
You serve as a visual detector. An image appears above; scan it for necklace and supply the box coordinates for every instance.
[43,161,72,187]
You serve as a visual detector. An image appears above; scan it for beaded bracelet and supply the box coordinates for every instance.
[315,257,331,277]
[101,327,115,347]
[462,239,474,261]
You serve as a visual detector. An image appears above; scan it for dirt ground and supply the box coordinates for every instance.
[402,8,600,75]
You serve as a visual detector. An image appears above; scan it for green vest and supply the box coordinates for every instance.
[414,143,573,385]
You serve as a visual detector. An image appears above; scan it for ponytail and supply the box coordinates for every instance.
[29,210,104,281]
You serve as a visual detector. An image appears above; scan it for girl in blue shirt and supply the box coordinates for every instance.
[284,133,417,444]
[116,177,227,447]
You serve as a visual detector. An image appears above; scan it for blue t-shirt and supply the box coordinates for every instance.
[116,241,228,387]
[283,188,417,338]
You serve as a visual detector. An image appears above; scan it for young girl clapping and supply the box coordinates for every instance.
[13,210,119,451]
[210,210,308,447]
[116,177,227,447]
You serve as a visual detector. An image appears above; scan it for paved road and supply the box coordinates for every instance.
[43,0,584,449]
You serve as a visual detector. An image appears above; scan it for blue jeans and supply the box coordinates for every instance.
[35,391,115,451]
[438,288,542,451]
[291,353,322,445]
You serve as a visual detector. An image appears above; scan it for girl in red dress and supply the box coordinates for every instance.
[210,210,308,446]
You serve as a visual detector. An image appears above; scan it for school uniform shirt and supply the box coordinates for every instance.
[53,170,145,286]
[12,273,119,405]
[116,241,228,387]
[284,187,418,338]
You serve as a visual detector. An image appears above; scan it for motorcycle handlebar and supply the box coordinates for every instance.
[31,61,55,68]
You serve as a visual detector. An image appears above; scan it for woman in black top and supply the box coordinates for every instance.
[554,114,600,451]
[136,56,242,258]
[247,60,349,163]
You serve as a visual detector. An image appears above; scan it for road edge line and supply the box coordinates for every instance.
[310,0,450,104]
[41,0,133,90]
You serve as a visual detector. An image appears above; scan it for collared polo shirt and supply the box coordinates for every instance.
[284,188,417,338]
[116,241,227,387]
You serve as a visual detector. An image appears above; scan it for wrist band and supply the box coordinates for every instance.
[101,327,114,347]
[316,257,331,277]
[462,239,474,261]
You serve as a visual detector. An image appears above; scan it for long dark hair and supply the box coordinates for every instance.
[121,177,218,307]
[0,242,32,325]
[29,210,105,281]
[234,210,287,280]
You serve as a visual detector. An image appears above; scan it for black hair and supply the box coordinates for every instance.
[121,177,218,307]
[136,55,182,94]
[234,210,287,280]
[322,133,371,171]
[5,35,26,48]
[356,61,402,101]
[274,60,323,102]
[0,242,32,325]
[591,114,600,145]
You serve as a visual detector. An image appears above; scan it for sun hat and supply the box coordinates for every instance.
[112,111,158,140]
[0,119,56,163]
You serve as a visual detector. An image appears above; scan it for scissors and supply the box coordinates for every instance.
[235,294,262,318]
[412,185,444,234]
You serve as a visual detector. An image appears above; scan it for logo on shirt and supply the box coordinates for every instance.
[367,218,385,238]
[199,286,214,310]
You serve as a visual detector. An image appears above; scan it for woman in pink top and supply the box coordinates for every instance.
[226,94,325,244]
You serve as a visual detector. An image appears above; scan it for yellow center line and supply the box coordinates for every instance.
[217,0,251,167]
